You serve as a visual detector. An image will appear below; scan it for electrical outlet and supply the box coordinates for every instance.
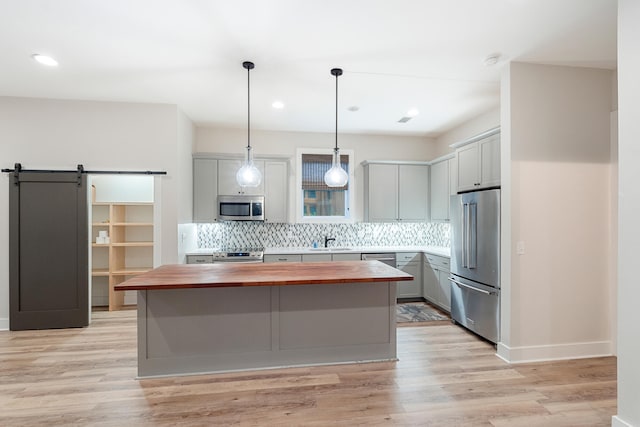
[516,241,525,255]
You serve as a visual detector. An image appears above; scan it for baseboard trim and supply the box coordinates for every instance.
[496,340,612,364]
[0,317,9,331]
[612,415,635,427]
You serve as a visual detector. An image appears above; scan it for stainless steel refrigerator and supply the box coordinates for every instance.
[449,189,500,344]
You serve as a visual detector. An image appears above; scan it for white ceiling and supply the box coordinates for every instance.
[0,0,617,137]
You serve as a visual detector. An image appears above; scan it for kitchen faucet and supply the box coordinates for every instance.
[324,236,336,248]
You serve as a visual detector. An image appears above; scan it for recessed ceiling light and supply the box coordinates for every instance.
[31,54,58,67]
[272,101,284,109]
[484,53,501,67]
[407,108,419,117]
[347,105,360,112]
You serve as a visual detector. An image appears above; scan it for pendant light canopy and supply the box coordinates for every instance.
[324,67,349,188]
[236,61,262,188]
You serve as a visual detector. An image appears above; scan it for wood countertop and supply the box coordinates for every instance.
[114,260,413,291]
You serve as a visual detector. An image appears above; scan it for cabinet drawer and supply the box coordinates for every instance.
[396,252,419,264]
[424,254,450,270]
[186,255,213,264]
[264,254,302,263]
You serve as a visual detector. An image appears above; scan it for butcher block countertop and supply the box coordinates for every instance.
[114,260,413,291]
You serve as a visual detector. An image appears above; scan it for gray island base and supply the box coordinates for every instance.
[115,261,412,378]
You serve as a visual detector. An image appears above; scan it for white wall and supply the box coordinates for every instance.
[196,127,437,222]
[433,108,501,157]
[0,97,193,329]
[177,110,195,263]
[615,1,640,425]
[498,63,614,363]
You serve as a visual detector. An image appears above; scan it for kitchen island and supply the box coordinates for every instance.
[114,260,412,378]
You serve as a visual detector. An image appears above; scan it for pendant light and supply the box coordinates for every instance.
[324,67,349,187]
[236,61,262,187]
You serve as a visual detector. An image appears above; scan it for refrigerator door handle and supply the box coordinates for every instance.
[462,202,469,268]
[469,202,477,269]
[449,277,496,296]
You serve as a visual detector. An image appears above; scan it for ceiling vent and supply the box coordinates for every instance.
[397,116,412,123]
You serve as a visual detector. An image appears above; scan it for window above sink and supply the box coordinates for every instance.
[296,148,355,224]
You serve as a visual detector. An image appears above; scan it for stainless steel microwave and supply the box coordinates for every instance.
[218,195,265,221]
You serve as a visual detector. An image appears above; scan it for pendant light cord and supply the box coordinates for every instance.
[247,64,251,150]
[243,61,254,151]
[335,71,338,151]
[330,68,343,152]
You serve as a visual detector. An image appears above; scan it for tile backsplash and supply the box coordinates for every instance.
[197,222,450,249]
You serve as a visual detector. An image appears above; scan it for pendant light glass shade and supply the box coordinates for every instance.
[324,67,349,188]
[236,146,261,187]
[324,147,348,187]
[237,61,262,188]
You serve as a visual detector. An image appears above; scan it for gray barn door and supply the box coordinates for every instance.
[9,172,89,330]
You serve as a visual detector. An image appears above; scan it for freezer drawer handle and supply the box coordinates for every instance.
[363,256,396,261]
[448,277,496,296]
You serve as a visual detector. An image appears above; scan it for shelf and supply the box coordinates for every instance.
[111,242,153,247]
[111,267,152,276]
[93,242,153,247]
[91,199,154,311]
[91,268,110,277]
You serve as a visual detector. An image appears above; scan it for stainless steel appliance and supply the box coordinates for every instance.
[186,249,264,264]
[449,189,500,344]
[212,249,264,263]
[218,195,264,221]
[361,253,396,267]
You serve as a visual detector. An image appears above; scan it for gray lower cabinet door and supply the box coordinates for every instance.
[397,261,421,298]
[9,171,89,330]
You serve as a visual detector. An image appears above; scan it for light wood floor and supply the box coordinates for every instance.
[0,310,616,426]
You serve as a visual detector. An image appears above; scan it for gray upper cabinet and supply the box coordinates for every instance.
[193,158,218,223]
[429,158,449,222]
[264,161,288,223]
[363,162,429,222]
[364,163,398,222]
[455,130,500,192]
[193,155,289,223]
[398,165,429,221]
[479,135,501,188]
[218,159,265,196]
[449,157,457,197]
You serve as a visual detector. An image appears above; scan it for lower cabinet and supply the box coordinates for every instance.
[186,255,213,264]
[300,253,362,262]
[423,254,451,312]
[331,253,362,261]
[396,252,422,299]
[301,253,331,262]
[263,254,302,263]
